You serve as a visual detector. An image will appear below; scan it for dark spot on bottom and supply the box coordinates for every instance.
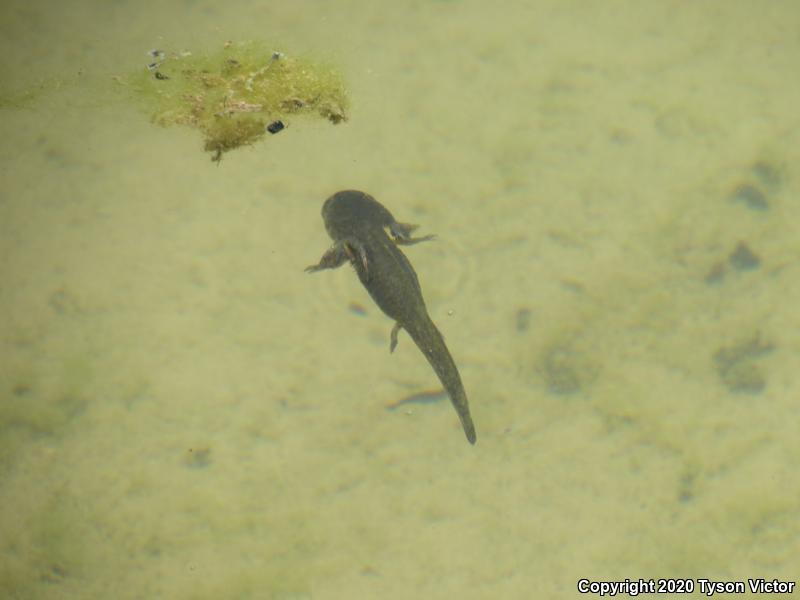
[714,334,773,394]
[730,183,768,212]
[705,261,726,285]
[751,161,782,189]
[515,307,532,332]
[184,447,212,468]
[541,345,584,395]
[729,242,760,271]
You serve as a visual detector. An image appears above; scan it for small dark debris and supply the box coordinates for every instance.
[715,334,773,367]
[559,279,585,294]
[40,563,68,584]
[751,161,782,189]
[541,345,583,395]
[146,61,161,71]
[515,307,532,333]
[714,334,774,394]
[728,242,760,271]
[730,183,768,212]
[266,120,285,134]
[720,362,766,394]
[12,384,32,396]
[154,71,169,80]
[184,447,212,469]
[49,288,79,314]
[704,261,726,285]
[677,472,696,503]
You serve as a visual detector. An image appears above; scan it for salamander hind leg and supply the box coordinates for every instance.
[390,322,402,353]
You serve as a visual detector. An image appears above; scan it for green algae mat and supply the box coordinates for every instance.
[124,41,349,161]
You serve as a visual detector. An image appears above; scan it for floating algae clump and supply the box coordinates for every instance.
[127,41,348,161]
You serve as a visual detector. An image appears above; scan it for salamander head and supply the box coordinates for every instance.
[322,190,395,230]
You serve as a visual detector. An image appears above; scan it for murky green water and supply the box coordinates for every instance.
[1,1,798,598]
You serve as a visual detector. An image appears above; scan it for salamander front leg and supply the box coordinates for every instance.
[389,221,436,246]
[305,242,350,273]
[305,238,369,275]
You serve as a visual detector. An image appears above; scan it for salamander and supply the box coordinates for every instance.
[306,190,477,444]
